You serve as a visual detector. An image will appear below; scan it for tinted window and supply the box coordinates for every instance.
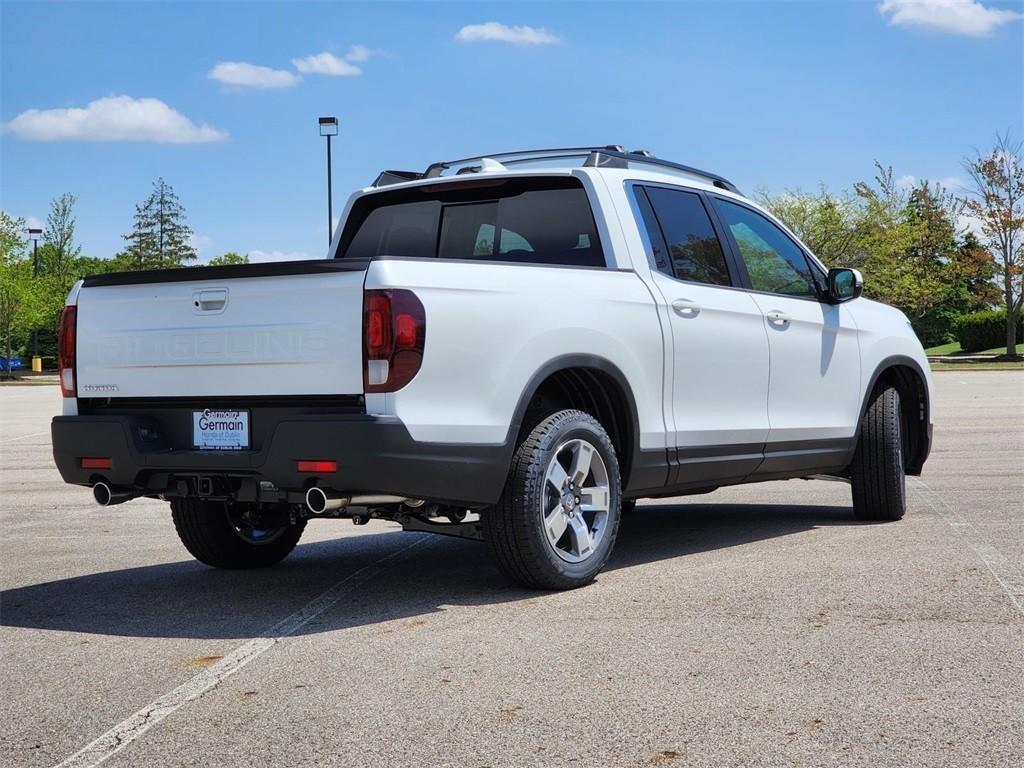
[716,200,818,298]
[345,200,439,260]
[495,188,602,266]
[643,187,731,286]
[339,179,604,267]
[438,203,498,259]
[634,188,670,274]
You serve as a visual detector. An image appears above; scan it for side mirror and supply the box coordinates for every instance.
[827,268,862,303]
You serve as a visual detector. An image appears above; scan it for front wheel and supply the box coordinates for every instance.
[483,410,622,590]
[171,499,306,568]
[849,385,907,521]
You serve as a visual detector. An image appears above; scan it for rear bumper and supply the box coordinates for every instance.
[51,413,509,506]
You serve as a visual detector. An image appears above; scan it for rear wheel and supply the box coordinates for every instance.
[849,385,907,521]
[484,410,622,590]
[171,499,306,568]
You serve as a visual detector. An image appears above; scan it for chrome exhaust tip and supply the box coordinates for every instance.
[304,488,422,514]
[92,482,133,507]
[305,487,350,514]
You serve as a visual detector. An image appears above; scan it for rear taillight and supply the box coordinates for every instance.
[363,289,425,393]
[58,306,77,397]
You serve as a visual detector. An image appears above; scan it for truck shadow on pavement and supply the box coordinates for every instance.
[2,503,860,640]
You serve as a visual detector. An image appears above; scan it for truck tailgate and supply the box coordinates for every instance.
[76,261,367,398]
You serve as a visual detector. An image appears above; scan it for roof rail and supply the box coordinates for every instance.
[370,145,742,195]
[583,149,742,194]
[421,146,626,179]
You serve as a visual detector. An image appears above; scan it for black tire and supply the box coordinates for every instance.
[849,385,907,521]
[171,498,306,569]
[483,409,622,590]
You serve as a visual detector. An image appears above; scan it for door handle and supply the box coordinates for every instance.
[193,288,228,312]
[671,299,701,317]
[766,310,790,326]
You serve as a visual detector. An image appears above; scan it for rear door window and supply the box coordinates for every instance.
[636,186,732,286]
[338,178,605,267]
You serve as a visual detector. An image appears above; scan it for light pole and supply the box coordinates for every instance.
[319,116,339,245]
[27,228,42,372]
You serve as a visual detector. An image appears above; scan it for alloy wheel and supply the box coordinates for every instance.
[542,438,611,563]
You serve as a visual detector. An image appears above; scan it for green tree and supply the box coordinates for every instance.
[73,255,122,277]
[24,194,86,361]
[207,251,249,266]
[955,232,1001,311]
[0,213,48,376]
[962,133,1024,358]
[851,165,954,342]
[42,193,82,288]
[901,180,975,344]
[762,164,996,346]
[120,178,197,269]
[756,185,865,266]
[20,244,67,362]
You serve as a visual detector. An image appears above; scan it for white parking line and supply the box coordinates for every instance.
[54,535,431,768]
[911,476,1024,615]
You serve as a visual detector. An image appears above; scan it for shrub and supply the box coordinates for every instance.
[952,309,1023,352]
[912,308,960,348]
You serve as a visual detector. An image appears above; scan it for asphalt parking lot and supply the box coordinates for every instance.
[2,372,1022,768]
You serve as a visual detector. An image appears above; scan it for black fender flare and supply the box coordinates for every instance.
[848,354,932,473]
[501,353,647,485]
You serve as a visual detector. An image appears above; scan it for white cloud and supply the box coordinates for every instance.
[292,52,362,76]
[901,173,970,193]
[937,175,968,192]
[344,45,374,63]
[189,233,214,261]
[25,215,45,231]
[247,249,316,263]
[896,174,918,191]
[878,0,1021,37]
[455,22,560,46]
[898,173,969,193]
[958,212,986,237]
[3,96,226,143]
[208,61,300,89]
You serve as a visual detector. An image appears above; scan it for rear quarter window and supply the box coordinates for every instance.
[338,177,605,268]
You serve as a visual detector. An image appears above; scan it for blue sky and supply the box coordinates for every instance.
[2,0,1022,263]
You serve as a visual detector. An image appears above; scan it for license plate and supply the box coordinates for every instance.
[192,409,250,450]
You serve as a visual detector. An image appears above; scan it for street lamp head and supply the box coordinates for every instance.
[318,116,339,137]
[28,228,43,237]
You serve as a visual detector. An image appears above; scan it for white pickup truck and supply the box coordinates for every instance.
[52,146,933,589]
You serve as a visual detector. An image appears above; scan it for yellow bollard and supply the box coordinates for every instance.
[32,356,42,373]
